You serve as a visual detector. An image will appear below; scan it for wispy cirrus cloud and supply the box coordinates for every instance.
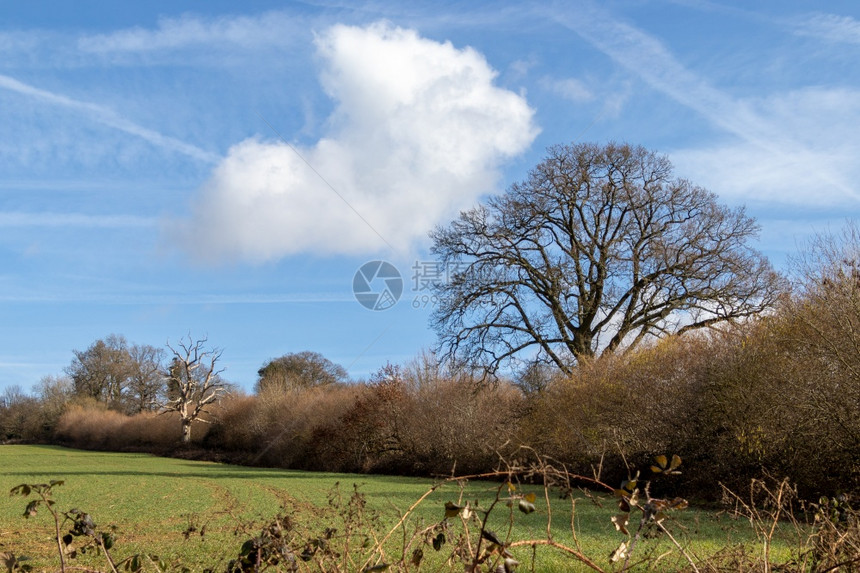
[552,4,776,149]
[0,212,156,228]
[0,74,218,163]
[671,86,860,205]
[551,3,860,206]
[77,11,306,54]
[0,30,42,53]
[0,289,350,305]
[540,76,594,103]
[793,12,860,45]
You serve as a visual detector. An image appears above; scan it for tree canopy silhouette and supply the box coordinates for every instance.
[256,351,349,394]
[430,142,785,376]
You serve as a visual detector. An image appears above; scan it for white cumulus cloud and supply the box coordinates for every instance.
[172,22,538,263]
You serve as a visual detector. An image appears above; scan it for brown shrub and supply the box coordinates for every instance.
[398,375,523,475]
[303,366,524,475]
[689,309,860,497]
[55,402,127,449]
[519,335,710,478]
[299,382,387,472]
[116,411,183,448]
[207,384,365,468]
[234,362,527,476]
[55,403,195,451]
[0,397,51,442]
[205,394,258,454]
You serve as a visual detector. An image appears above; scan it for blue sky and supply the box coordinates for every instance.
[2,1,859,393]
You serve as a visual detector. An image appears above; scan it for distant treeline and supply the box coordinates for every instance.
[3,230,860,500]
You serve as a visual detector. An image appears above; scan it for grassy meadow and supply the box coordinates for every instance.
[0,445,800,571]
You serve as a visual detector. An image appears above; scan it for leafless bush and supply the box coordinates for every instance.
[518,335,708,484]
[398,373,523,475]
[116,411,183,447]
[55,403,188,450]
[208,384,366,468]
[1,396,47,442]
[55,402,126,449]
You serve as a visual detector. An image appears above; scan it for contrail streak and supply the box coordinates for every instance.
[0,73,219,163]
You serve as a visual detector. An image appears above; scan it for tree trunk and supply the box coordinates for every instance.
[181,418,192,444]
[570,331,594,363]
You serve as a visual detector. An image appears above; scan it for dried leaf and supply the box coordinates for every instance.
[517,500,536,514]
[23,500,38,518]
[620,478,637,495]
[670,497,689,510]
[444,501,463,518]
[524,492,536,503]
[0,552,28,570]
[481,530,504,546]
[611,514,629,535]
[11,484,31,497]
[653,454,682,474]
[609,541,628,563]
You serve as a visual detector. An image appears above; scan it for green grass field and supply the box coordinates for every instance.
[0,445,802,571]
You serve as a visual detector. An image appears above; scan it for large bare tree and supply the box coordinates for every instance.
[430,142,785,376]
[163,335,229,443]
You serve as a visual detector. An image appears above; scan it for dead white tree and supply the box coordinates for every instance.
[163,335,228,444]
